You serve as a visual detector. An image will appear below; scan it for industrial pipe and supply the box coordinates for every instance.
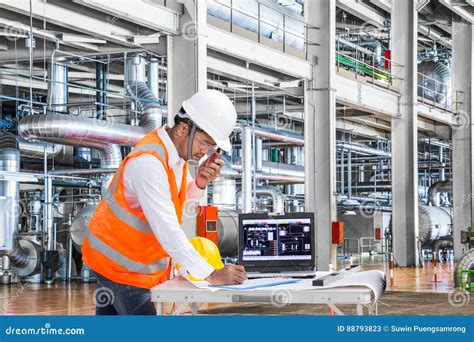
[427,180,452,207]
[242,126,253,212]
[0,134,30,268]
[237,185,286,214]
[125,54,163,130]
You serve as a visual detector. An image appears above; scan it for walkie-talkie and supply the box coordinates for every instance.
[208,148,222,164]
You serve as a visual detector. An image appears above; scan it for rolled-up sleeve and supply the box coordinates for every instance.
[123,155,214,280]
[186,167,205,201]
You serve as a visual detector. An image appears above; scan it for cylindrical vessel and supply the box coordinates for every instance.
[217,210,239,257]
[48,63,68,113]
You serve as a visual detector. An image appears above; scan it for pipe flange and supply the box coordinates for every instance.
[12,239,41,277]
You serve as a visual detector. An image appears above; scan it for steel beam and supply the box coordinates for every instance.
[304,0,337,271]
[390,0,419,267]
[452,20,474,260]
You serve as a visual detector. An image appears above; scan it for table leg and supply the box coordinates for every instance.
[368,302,378,315]
[190,303,198,315]
[156,303,163,316]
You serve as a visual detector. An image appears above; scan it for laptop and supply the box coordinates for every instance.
[238,212,316,278]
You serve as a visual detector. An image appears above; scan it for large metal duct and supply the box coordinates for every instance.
[427,180,451,207]
[125,54,163,130]
[417,61,451,104]
[389,205,452,248]
[19,113,146,147]
[357,40,383,66]
[17,136,62,159]
[231,161,304,181]
[432,236,453,260]
[237,185,286,214]
[18,114,147,192]
[70,202,99,251]
[212,176,237,210]
[337,142,391,157]
[418,205,452,246]
[48,63,68,113]
[0,134,40,273]
[207,0,304,50]
[217,210,239,257]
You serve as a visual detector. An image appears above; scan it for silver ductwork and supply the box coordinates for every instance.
[147,57,160,99]
[19,114,147,147]
[237,185,286,214]
[125,54,163,130]
[17,136,62,159]
[70,202,99,251]
[389,205,452,248]
[418,205,452,246]
[48,63,68,113]
[0,134,37,271]
[417,61,452,104]
[212,176,237,210]
[427,180,451,207]
[357,40,383,66]
[217,210,239,257]
[432,236,453,260]
[19,114,148,192]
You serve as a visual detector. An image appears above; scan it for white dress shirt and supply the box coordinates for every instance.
[122,127,215,280]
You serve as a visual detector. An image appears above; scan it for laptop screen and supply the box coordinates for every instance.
[241,216,313,262]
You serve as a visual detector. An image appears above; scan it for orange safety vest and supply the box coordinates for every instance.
[82,129,188,289]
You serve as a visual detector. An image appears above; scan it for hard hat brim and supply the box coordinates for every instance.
[215,138,232,152]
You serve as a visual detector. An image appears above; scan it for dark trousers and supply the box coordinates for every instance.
[94,272,157,315]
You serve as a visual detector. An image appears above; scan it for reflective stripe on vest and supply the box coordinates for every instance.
[100,143,168,234]
[85,229,169,274]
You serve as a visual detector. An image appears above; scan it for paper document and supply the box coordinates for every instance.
[186,270,386,300]
[209,278,300,291]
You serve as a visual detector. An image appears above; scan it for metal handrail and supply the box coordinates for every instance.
[335,37,403,89]
[212,0,318,55]
[417,72,453,112]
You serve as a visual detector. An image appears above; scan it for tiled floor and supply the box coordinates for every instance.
[0,258,459,315]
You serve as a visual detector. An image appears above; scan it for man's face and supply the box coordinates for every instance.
[188,129,217,161]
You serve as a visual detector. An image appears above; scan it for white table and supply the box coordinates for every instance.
[150,277,379,316]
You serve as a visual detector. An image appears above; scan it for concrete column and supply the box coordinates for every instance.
[452,20,474,260]
[390,0,419,266]
[304,0,337,271]
[167,0,207,123]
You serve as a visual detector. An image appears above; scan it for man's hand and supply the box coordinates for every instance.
[195,154,224,189]
[205,265,247,285]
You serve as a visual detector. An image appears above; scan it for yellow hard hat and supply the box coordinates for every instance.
[176,237,224,281]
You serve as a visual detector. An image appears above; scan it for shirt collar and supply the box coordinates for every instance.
[157,126,184,169]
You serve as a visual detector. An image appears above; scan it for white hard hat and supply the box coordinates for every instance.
[182,89,237,152]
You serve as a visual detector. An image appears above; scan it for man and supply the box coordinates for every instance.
[82,89,247,315]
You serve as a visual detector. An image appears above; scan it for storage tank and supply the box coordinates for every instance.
[70,202,98,251]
